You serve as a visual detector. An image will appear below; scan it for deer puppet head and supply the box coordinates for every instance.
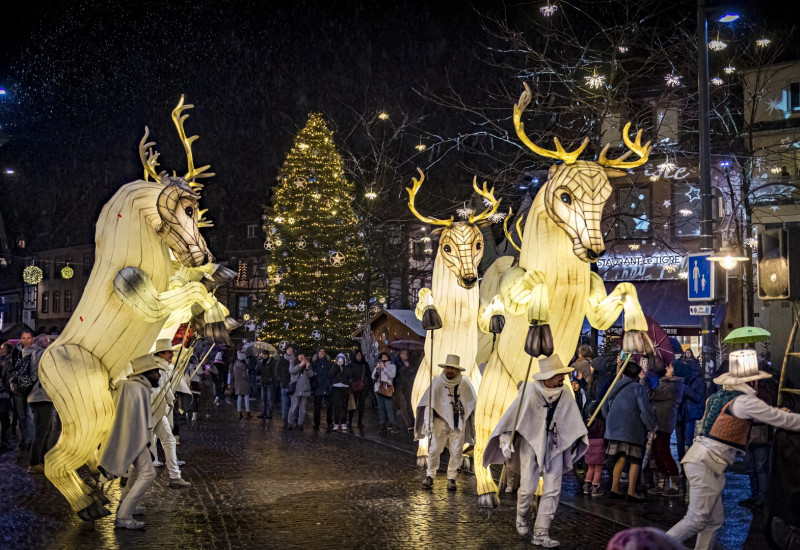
[139,96,215,268]
[513,83,652,263]
[406,169,501,289]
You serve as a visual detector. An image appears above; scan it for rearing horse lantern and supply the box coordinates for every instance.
[473,83,653,506]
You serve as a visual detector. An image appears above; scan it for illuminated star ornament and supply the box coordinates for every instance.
[634,217,650,232]
[765,97,784,115]
[664,74,682,87]
[329,251,345,266]
[585,68,606,89]
[293,177,306,189]
[312,330,321,340]
[539,1,558,16]
[685,186,701,202]
[663,199,671,207]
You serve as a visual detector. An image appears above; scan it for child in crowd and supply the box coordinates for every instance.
[583,401,607,497]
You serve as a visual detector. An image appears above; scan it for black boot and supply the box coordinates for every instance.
[422,476,433,489]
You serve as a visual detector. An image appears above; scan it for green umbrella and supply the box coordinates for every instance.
[723,326,771,344]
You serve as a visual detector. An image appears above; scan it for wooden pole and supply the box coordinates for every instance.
[587,354,633,427]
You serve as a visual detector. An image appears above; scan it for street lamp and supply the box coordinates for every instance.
[708,245,748,271]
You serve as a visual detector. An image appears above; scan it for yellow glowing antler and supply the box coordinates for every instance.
[197,208,214,228]
[468,178,502,224]
[514,82,589,165]
[597,122,653,169]
[503,208,523,252]
[171,95,215,190]
[406,168,454,227]
[138,127,163,183]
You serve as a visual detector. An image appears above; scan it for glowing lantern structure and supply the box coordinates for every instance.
[471,83,651,507]
[38,97,237,521]
[23,265,43,285]
[407,170,501,465]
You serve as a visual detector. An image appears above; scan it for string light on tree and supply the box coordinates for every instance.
[664,73,682,87]
[23,265,43,285]
[539,1,558,16]
[756,38,771,47]
[584,68,606,89]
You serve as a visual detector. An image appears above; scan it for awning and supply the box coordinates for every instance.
[581,280,727,332]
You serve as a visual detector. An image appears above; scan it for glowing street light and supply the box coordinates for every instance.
[708,245,748,271]
[718,13,740,23]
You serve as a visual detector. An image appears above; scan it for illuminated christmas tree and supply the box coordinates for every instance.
[254,113,365,352]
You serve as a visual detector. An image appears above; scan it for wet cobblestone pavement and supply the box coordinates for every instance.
[0,401,794,549]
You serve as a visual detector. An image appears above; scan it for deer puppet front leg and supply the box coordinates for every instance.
[412,287,438,466]
[584,271,647,333]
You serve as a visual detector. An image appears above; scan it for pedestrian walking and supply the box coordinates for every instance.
[8,329,38,450]
[648,364,684,497]
[674,349,704,463]
[372,352,396,435]
[277,346,296,427]
[311,348,334,431]
[330,353,353,431]
[258,351,276,419]
[232,351,251,419]
[100,355,165,529]
[348,350,370,429]
[414,354,476,492]
[602,360,656,502]
[287,351,313,430]
[483,355,588,547]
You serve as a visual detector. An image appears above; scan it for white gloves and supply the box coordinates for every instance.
[501,440,514,459]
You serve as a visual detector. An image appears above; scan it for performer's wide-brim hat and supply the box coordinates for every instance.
[438,354,465,371]
[532,354,573,380]
[151,338,181,355]
[130,354,166,376]
[713,349,771,385]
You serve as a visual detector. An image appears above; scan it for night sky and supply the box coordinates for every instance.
[0,0,493,252]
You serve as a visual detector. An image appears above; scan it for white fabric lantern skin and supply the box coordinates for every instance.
[729,349,758,379]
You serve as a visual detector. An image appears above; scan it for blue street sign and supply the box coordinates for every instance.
[688,252,715,301]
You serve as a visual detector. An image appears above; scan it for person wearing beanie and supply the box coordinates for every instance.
[232,351,251,419]
[213,351,229,406]
[414,354,477,492]
[330,353,353,431]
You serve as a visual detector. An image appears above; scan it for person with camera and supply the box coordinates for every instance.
[330,353,353,432]
[372,352,397,436]
[287,351,314,430]
[414,354,476,492]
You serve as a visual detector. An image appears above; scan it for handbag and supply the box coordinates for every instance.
[286,381,297,396]
[190,380,202,393]
[377,381,394,398]
[351,365,366,393]
[348,392,357,411]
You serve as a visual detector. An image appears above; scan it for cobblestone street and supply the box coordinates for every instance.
[0,402,788,549]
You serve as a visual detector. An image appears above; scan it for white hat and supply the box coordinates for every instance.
[152,338,180,355]
[129,354,166,377]
[237,352,246,361]
[532,354,573,381]
[713,349,771,385]
[214,352,224,363]
[438,354,465,371]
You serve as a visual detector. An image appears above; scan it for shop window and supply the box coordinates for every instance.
[672,182,701,238]
[41,292,49,313]
[790,82,800,112]
[616,186,652,238]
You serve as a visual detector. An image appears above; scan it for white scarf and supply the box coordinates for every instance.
[534,381,562,404]
[442,372,463,389]
[723,383,756,395]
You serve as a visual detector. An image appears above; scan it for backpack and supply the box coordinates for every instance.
[10,354,34,395]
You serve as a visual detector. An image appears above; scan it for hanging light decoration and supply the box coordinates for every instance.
[364,189,377,200]
[679,209,693,217]
[489,211,507,223]
[456,204,474,219]
[23,265,43,285]
[584,68,606,89]
[708,31,727,51]
[415,142,427,152]
[618,45,629,53]
[724,65,736,74]
[628,243,641,251]
[61,265,74,279]
[710,75,724,86]
[539,1,558,16]
[664,73,682,87]
[756,38,771,47]
[377,112,390,120]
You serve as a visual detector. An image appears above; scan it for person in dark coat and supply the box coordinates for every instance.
[276,346,295,427]
[311,348,334,431]
[348,350,370,428]
[258,352,276,419]
[602,361,656,502]
[586,356,613,412]
[231,352,251,419]
[648,364,685,496]
[673,349,705,464]
[330,353,353,431]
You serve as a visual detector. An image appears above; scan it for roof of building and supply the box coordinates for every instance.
[351,308,425,338]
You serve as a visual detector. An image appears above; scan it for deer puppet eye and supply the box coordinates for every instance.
[560,192,572,205]
[184,206,194,218]
[476,242,482,250]
[443,245,452,253]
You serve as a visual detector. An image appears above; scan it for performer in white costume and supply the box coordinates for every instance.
[483,355,588,548]
[667,350,800,549]
[414,354,477,492]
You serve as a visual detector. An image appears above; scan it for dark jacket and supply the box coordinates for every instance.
[650,376,685,434]
[674,357,705,422]
[277,354,294,387]
[602,377,656,446]
[350,358,370,391]
[331,362,354,386]
[311,356,334,396]
[586,357,613,415]
[259,357,276,386]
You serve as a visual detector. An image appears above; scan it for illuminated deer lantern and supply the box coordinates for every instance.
[473,83,652,506]
[39,96,236,521]
[408,170,500,466]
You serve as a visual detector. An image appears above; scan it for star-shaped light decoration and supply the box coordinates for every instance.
[658,160,677,173]
[312,330,321,341]
[585,68,606,89]
[664,73,682,87]
[663,199,672,207]
[765,97,784,115]
[304,312,310,319]
[329,251,345,266]
[294,177,306,189]
[710,76,724,87]
[296,238,306,249]
[378,112,389,120]
[664,264,678,273]
[311,315,319,322]
[724,65,736,74]
[358,301,367,311]
[756,38,771,47]
[634,217,650,232]
[539,1,558,16]
[264,238,274,250]
[685,186,701,202]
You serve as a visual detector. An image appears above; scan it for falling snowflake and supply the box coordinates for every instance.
[664,74,682,87]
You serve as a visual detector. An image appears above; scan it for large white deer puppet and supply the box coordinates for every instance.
[408,170,501,466]
[39,97,236,521]
[473,83,652,507]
